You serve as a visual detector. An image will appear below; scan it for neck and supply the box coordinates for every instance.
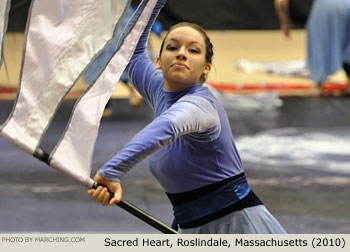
[164,80,199,92]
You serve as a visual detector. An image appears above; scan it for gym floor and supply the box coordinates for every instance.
[0,30,349,233]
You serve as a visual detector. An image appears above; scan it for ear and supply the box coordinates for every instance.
[200,63,212,82]
[155,57,162,69]
[203,63,211,75]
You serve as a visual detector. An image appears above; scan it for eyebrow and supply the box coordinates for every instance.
[167,38,203,46]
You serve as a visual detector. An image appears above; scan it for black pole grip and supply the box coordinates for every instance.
[33,148,50,164]
[92,182,178,234]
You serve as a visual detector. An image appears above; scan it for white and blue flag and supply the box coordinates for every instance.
[0,0,159,188]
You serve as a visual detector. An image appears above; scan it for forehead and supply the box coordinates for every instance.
[165,26,205,45]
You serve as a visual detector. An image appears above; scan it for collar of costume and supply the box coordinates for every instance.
[164,83,203,108]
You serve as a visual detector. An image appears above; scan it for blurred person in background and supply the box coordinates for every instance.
[275,0,350,96]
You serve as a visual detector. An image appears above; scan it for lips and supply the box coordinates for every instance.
[171,62,189,69]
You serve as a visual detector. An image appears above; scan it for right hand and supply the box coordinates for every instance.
[87,173,122,206]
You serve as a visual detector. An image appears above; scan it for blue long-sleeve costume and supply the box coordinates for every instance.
[98,0,262,229]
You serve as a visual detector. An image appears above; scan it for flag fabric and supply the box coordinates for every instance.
[0,0,11,68]
[0,0,130,154]
[50,0,159,188]
[0,0,161,189]
[82,6,136,85]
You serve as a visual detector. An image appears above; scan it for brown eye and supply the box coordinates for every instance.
[189,48,200,54]
[166,45,177,51]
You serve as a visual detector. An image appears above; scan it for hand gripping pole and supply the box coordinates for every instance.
[92,182,178,234]
[33,148,178,234]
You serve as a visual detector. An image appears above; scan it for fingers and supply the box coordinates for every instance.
[109,190,122,205]
[88,174,123,206]
[281,23,291,37]
[96,187,109,206]
[87,186,110,206]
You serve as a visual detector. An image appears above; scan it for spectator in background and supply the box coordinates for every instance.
[275,0,350,96]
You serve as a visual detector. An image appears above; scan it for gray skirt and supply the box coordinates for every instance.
[178,205,286,234]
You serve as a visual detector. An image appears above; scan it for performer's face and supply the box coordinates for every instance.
[156,26,211,91]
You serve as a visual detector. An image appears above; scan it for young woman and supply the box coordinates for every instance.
[88,0,286,234]
[275,0,350,96]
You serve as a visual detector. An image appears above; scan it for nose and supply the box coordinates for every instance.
[176,47,187,60]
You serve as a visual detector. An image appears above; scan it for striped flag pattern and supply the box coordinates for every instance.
[0,0,160,188]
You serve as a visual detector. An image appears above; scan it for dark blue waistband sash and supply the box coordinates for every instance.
[168,173,251,225]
